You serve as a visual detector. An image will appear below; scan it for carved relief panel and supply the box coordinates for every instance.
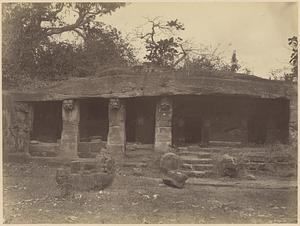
[157,97,172,127]
[63,99,74,111]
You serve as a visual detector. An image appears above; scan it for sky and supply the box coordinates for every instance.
[100,2,298,78]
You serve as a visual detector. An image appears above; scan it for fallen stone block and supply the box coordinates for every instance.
[244,174,256,180]
[162,170,188,189]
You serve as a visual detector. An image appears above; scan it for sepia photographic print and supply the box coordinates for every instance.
[2,1,298,224]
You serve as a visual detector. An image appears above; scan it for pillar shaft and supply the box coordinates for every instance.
[59,99,80,159]
[107,98,126,155]
[155,97,173,152]
[15,103,32,154]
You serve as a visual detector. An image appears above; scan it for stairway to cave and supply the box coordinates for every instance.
[178,146,214,178]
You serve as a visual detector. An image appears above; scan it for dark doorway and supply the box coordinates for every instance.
[247,113,268,144]
[172,96,205,145]
[125,97,156,144]
[31,101,62,143]
[247,98,289,144]
[173,95,290,146]
[80,98,108,141]
[183,116,203,143]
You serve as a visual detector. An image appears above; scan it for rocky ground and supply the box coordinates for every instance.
[3,162,297,224]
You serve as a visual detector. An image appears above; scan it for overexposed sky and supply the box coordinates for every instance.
[101,2,298,78]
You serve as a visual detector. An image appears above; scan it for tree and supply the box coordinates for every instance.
[138,18,189,68]
[230,50,240,72]
[269,36,298,82]
[179,44,233,74]
[269,67,291,81]
[138,18,243,75]
[33,23,136,80]
[78,22,136,70]
[288,36,298,81]
[2,3,135,87]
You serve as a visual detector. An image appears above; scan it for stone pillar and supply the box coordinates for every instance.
[59,99,80,159]
[107,98,126,155]
[15,102,32,154]
[3,94,32,159]
[155,97,173,152]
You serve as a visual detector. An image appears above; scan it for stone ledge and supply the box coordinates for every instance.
[3,152,31,163]
[4,154,80,166]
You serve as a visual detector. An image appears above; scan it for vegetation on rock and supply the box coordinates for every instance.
[2,3,136,88]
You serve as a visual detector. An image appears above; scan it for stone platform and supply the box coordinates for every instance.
[55,156,115,194]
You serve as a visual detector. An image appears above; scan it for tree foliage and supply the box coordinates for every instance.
[179,43,235,75]
[288,36,298,81]
[269,36,298,82]
[139,18,188,68]
[230,50,240,72]
[2,3,136,87]
[138,18,241,74]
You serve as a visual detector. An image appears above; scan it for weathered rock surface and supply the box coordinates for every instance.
[3,93,32,156]
[160,152,188,188]
[162,170,188,189]
[244,174,256,180]
[10,72,292,102]
[56,156,115,196]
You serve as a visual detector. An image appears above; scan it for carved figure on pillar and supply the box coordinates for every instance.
[155,97,173,152]
[107,98,126,155]
[63,100,74,111]
[110,98,120,110]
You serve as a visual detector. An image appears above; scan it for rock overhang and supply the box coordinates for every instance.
[5,70,295,102]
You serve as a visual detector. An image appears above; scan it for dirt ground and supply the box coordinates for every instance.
[3,162,297,224]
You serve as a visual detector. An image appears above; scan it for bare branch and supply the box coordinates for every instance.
[44,9,88,36]
[74,29,86,40]
[172,44,188,67]
[43,4,114,36]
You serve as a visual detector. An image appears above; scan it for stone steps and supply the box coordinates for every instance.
[179,146,269,154]
[122,162,148,168]
[243,162,267,171]
[182,163,214,171]
[178,151,211,158]
[181,156,213,164]
[181,170,213,178]
[178,147,215,178]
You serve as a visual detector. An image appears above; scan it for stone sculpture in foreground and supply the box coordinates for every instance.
[160,152,188,189]
[56,155,115,197]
